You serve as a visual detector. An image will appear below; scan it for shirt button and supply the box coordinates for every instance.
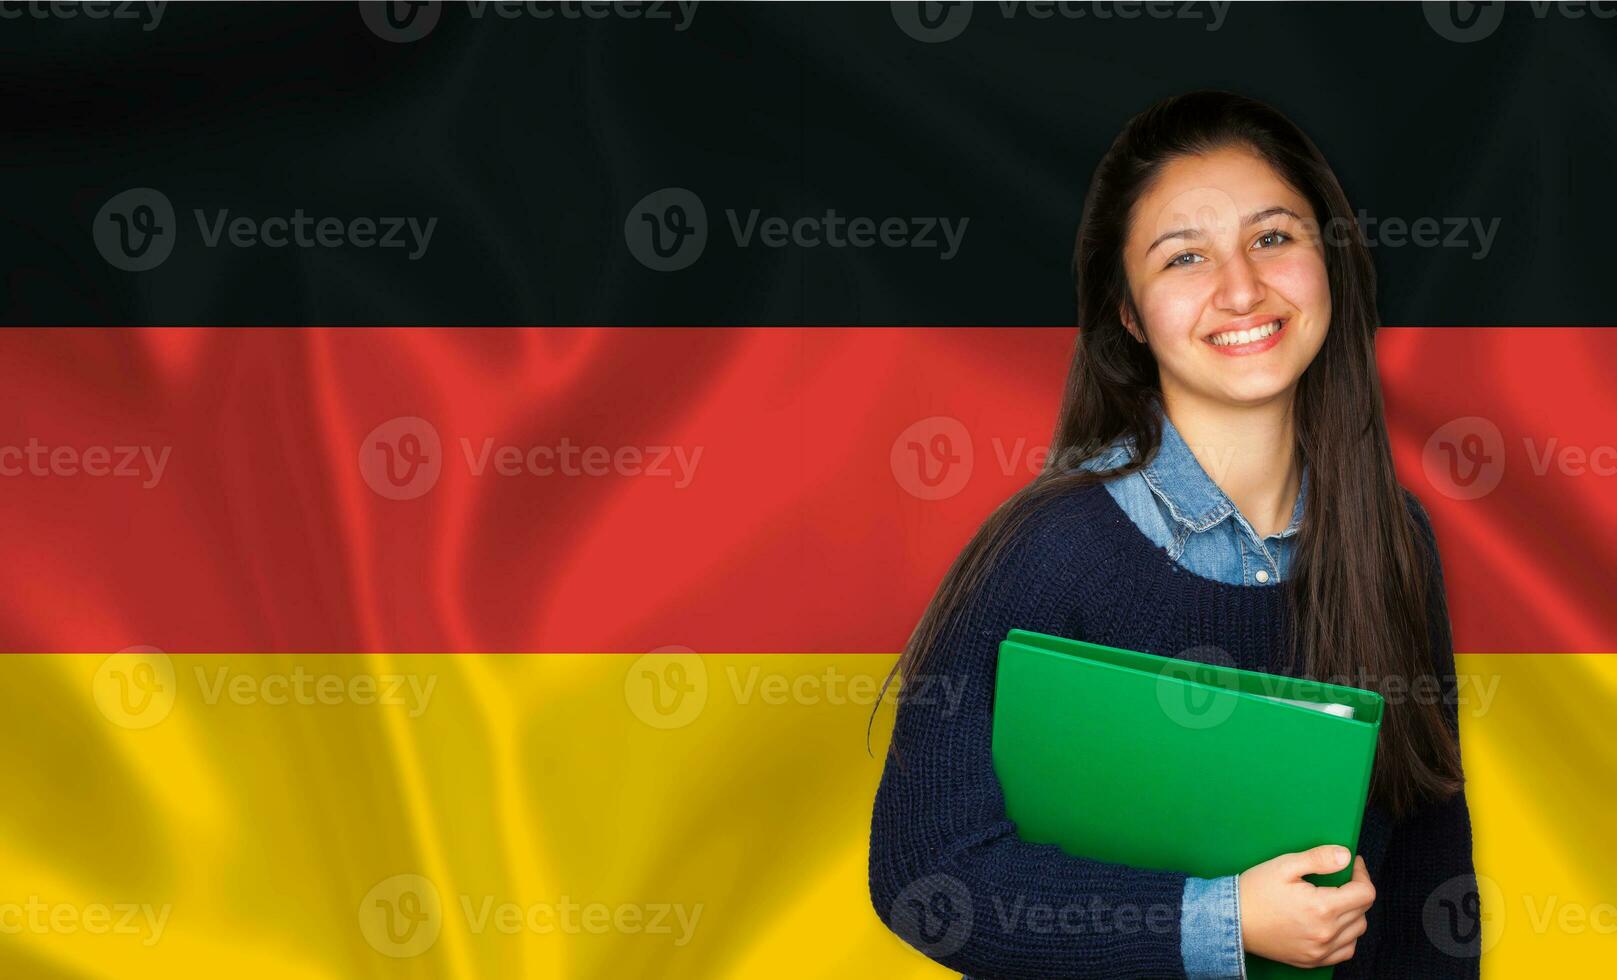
[1255,569,1271,583]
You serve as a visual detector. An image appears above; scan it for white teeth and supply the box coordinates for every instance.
[1210,320,1281,347]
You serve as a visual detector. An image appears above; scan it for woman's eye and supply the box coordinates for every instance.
[1166,251,1204,268]
[1254,229,1292,249]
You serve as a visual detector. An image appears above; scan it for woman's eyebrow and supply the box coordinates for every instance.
[1146,226,1203,255]
[1145,205,1302,256]
[1245,205,1300,225]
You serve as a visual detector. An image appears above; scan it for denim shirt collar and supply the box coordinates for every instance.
[1137,408,1308,541]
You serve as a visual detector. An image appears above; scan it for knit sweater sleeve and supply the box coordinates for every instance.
[868,498,1191,979]
[1368,492,1482,976]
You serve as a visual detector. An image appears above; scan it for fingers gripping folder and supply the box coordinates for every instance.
[989,628,1385,979]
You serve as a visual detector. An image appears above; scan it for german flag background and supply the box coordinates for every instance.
[2,3,1614,977]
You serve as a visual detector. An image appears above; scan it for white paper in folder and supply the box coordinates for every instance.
[1253,693,1357,719]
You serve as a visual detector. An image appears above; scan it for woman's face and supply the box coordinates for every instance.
[1120,146,1330,408]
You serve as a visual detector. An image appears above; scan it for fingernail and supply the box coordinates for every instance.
[1335,847,1350,867]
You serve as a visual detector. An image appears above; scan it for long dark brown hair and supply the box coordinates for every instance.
[877,90,1462,822]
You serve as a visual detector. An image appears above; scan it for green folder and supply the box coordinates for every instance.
[990,628,1384,979]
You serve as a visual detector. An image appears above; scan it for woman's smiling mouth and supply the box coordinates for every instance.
[1206,317,1286,355]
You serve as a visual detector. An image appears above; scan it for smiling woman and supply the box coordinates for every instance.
[869,91,1479,980]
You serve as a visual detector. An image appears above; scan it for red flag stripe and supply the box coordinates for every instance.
[0,327,1609,654]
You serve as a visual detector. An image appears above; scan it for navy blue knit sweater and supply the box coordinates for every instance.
[868,480,1480,979]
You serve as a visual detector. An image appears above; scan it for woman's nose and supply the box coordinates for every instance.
[1213,251,1265,313]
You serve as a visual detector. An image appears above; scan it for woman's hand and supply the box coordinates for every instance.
[1238,845,1376,969]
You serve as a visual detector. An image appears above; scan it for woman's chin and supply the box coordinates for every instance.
[1211,375,1299,407]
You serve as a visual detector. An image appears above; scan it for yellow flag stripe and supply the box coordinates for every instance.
[1,653,1609,976]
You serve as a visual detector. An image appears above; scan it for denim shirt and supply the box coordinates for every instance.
[1079,410,1309,979]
